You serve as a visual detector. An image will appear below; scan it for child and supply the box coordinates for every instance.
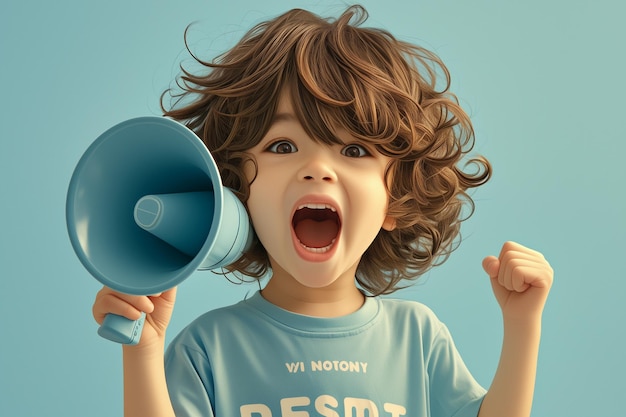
[93,5,553,417]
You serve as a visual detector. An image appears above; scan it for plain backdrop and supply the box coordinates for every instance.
[1,1,624,416]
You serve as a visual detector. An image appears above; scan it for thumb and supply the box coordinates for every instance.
[482,255,500,279]
[160,287,178,303]
[483,255,509,306]
[150,287,177,309]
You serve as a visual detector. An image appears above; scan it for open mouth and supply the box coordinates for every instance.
[292,203,341,253]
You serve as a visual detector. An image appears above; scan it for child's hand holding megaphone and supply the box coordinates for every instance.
[93,286,178,348]
[66,117,252,345]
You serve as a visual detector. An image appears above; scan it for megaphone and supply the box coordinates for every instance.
[66,117,252,345]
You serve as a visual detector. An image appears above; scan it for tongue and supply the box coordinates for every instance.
[294,219,338,248]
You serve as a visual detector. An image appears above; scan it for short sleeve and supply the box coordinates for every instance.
[427,322,486,417]
[164,338,216,417]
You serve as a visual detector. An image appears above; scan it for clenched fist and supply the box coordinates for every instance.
[482,241,553,321]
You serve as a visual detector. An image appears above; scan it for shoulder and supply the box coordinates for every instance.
[177,297,256,337]
[378,297,442,323]
[164,298,264,378]
[374,297,446,339]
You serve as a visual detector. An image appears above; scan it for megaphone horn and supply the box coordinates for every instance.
[66,117,252,345]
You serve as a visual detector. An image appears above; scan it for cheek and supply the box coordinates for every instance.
[347,176,390,226]
[246,193,272,249]
[361,169,390,203]
[246,182,266,224]
[246,170,282,233]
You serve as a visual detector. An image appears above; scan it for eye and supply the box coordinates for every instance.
[266,140,298,154]
[341,143,370,158]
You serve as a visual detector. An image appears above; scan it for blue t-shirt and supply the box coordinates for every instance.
[164,291,486,417]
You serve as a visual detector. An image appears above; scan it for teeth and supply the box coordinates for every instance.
[297,203,336,212]
[298,238,336,253]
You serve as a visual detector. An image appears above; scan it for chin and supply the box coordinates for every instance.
[288,273,334,289]
[290,268,354,290]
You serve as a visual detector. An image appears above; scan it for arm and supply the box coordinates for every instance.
[93,287,178,417]
[478,242,553,417]
[123,341,175,417]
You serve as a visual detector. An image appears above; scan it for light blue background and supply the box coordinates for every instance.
[1,1,624,416]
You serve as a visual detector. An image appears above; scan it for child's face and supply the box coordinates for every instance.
[245,92,396,291]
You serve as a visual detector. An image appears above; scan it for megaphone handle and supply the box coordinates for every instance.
[97,312,146,345]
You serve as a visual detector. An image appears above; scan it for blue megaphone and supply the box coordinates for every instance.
[66,117,252,345]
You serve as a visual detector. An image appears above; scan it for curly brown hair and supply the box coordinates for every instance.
[161,5,491,295]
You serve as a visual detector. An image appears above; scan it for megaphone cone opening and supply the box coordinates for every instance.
[66,117,251,295]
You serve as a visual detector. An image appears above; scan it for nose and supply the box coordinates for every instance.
[298,149,337,183]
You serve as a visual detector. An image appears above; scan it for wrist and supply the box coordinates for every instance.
[501,316,542,351]
[502,311,543,330]
[123,337,166,360]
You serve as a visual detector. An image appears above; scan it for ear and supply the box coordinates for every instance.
[382,215,396,231]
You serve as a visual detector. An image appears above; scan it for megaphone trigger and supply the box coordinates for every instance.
[66,117,252,345]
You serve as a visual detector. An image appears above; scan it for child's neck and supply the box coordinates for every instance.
[260,274,365,318]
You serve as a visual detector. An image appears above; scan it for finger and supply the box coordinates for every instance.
[499,249,545,268]
[500,257,534,291]
[148,287,177,309]
[497,247,549,291]
[489,269,510,301]
[145,288,178,329]
[93,294,142,324]
[503,256,554,291]
[111,292,156,314]
[513,264,554,290]
[92,289,154,324]
[510,264,531,292]
[498,241,545,260]
[482,256,500,278]
[157,287,177,304]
